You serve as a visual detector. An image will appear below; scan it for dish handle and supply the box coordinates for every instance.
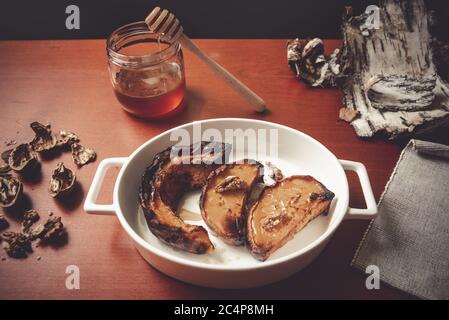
[83,157,127,215]
[339,160,378,220]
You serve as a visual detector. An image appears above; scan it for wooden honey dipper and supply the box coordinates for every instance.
[145,7,266,112]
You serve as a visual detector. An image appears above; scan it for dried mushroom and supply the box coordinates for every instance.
[0,174,23,208]
[49,162,76,197]
[30,121,57,152]
[56,130,79,148]
[287,38,343,88]
[8,143,37,172]
[22,209,40,232]
[0,214,9,230]
[71,143,96,166]
[2,232,32,258]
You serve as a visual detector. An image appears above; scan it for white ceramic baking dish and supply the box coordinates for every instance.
[84,118,377,288]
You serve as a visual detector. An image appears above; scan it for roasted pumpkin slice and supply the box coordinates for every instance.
[200,160,263,245]
[139,141,230,254]
[247,175,334,261]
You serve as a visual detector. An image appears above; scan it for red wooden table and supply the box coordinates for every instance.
[2,39,442,299]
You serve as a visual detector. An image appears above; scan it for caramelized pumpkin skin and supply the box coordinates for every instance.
[139,141,230,254]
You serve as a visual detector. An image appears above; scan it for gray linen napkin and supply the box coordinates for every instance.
[413,140,449,159]
[351,139,449,300]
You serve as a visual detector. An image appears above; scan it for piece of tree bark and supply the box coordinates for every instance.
[288,0,449,139]
[341,0,449,138]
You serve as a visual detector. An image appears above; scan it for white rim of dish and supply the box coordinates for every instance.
[113,118,349,271]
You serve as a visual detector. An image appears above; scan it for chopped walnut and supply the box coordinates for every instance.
[56,130,80,148]
[8,143,37,172]
[0,174,23,208]
[2,231,32,258]
[29,122,57,152]
[215,176,246,193]
[261,210,292,232]
[2,214,66,258]
[71,143,97,167]
[28,215,65,243]
[40,216,65,242]
[49,162,76,197]
[29,224,46,241]
[22,209,40,232]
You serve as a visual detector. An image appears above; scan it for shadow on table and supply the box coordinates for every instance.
[4,192,33,220]
[54,181,84,212]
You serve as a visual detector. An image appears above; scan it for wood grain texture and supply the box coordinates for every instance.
[1,39,445,300]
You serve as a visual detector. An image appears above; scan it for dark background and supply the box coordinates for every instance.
[0,0,448,40]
